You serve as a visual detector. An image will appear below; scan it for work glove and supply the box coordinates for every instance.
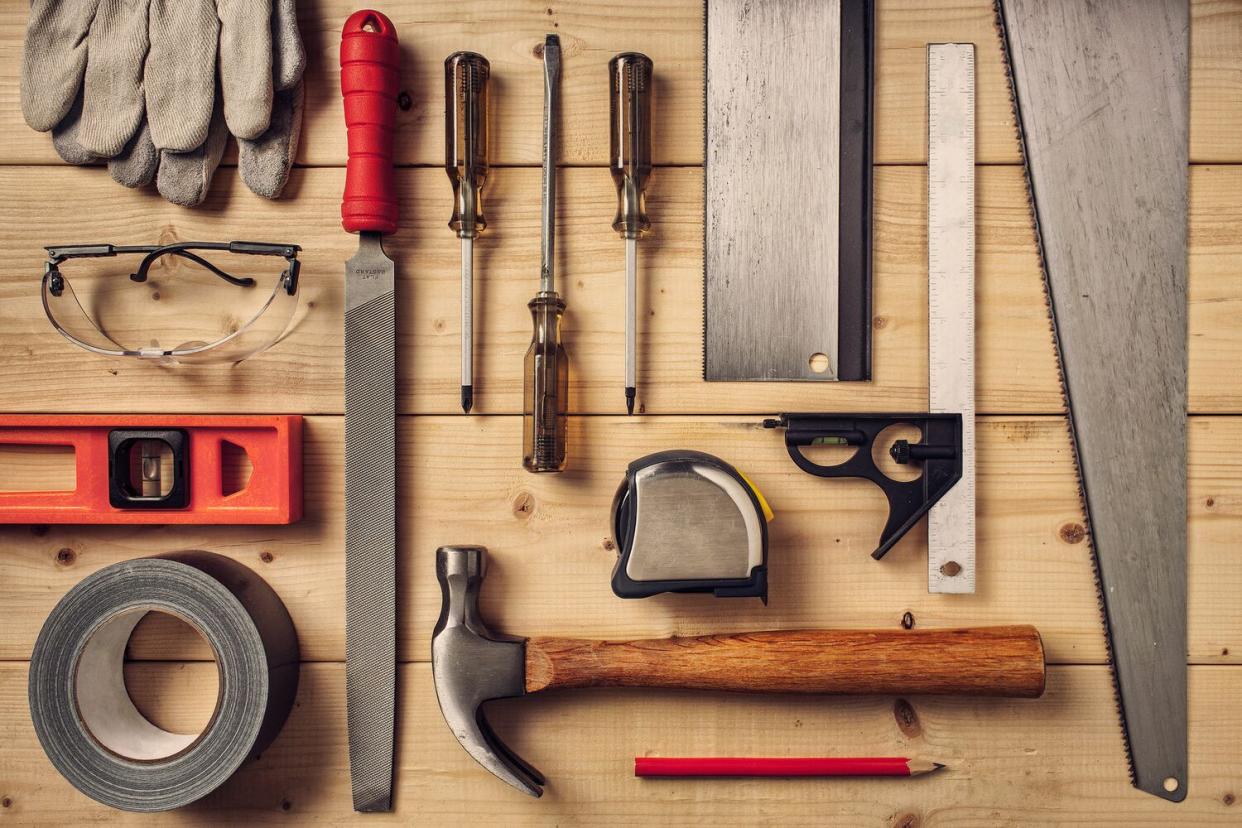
[20,0,306,207]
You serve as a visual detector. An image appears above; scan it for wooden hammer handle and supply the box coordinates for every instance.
[525,625,1045,698]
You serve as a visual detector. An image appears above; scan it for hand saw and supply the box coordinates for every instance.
[340,10,401,813]
[996,0,1188,801]
[703,0,873,382]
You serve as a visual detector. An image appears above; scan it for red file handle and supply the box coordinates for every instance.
[340,10,400,234]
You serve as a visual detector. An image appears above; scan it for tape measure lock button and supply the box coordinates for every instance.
[609,450,770,601]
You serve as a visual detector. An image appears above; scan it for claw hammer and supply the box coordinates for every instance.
[431,546,1046,797]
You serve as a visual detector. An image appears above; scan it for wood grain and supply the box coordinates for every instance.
[2,415,1238,666]
[2,662,1239,824]
[1190,0,1242,162]
[525,626,1045,696]
[0,444,75,491]
[0,0,707,168]
[0,1,1236,168]
[0,0,1238,821]
[1189,165,1242,411]
[0,164,1048,414]
[1,162,1237,413]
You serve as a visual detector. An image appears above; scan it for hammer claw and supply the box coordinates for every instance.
[480,712,546,797]
[434,546,541,797]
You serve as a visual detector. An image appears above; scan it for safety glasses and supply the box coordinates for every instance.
[41,241,301,364]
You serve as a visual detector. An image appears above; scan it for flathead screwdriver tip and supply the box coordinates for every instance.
[461,385,474,414]
[625,387,636,415]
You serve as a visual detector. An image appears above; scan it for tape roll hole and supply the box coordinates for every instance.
[74,608,220,761]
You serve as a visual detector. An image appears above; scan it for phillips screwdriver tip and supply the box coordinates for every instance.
[461,385,474,414]
[625,387,636,415]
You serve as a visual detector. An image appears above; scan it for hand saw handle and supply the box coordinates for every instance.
[340,10,400,235]
[526,626,1045,697]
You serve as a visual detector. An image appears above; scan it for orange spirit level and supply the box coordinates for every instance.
[0,415,302,524]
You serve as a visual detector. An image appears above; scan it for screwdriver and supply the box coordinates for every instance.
[609,52,653,415]
[523,34,568,473]
[445,51,490,414]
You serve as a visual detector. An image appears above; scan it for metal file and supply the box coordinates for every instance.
[340,9,401,812]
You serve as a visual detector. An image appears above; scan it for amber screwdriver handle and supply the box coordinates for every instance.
[609,52,652,239]
[445,51,490,239]
[526,625,1046,698]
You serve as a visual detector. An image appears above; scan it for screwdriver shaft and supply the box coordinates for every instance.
[461,236,473,411]
[625,237,636,414]
[540,37,560,295]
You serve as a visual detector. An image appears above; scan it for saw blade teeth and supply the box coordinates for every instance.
[700,8,709,382]
[991,0,1136,787]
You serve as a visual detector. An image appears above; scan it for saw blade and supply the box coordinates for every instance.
[703,0,873,382]
[996,0,1188,802]
[344,232,397,811]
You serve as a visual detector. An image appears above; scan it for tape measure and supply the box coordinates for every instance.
[28,553,299,812]
[610,451,772,601]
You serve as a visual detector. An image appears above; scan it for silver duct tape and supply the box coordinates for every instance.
[28,552,299,812]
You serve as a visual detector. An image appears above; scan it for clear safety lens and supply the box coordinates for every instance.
[41,249,298,364]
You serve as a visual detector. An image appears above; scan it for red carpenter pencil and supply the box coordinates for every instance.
[634,757,945,778]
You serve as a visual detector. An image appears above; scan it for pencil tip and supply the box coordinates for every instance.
[461,386,473,414]
[908,759,947,775]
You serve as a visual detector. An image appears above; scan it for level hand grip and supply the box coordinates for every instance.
[526,626,1045,698]
[340,10,400,235]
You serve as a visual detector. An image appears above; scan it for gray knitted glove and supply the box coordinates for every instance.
[20,0,305,206]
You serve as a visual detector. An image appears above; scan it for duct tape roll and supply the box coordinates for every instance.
[28,552,299,812]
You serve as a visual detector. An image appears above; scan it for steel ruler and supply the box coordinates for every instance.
[926,43,976,594]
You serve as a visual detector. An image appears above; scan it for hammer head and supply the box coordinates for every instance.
[432,545,545,797]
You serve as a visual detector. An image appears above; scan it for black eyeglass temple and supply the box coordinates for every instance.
[131,249,256,287]
[44,241,299,289]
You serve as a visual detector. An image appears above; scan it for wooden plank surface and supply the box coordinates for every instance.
[0,1,1238,167]
[2,663,1240,824]
[0,0,1237,824]
[1191,0,1242,162]
[2,163,1240,415]
[1,415,1238,667]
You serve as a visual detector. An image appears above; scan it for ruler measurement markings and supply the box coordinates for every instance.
[926,43,976,594]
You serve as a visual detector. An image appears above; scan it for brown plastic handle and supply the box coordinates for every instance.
[526,625,1045,698]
